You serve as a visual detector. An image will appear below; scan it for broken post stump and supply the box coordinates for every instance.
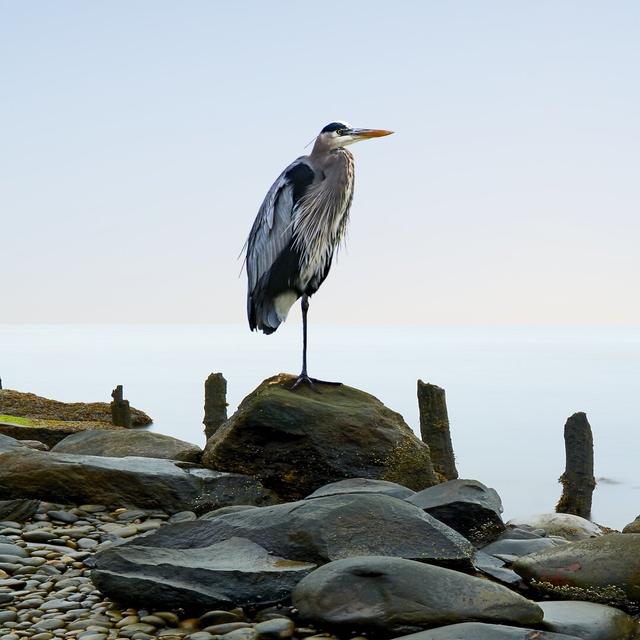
[203,372,228,441]
[417,380,458,482]
[556,411,596,519]
[110,385,132,428]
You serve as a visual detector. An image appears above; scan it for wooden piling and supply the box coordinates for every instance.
[203,372,228,441]
[556,411,596,519]
[417,380,458,482]
[110,385,131,428]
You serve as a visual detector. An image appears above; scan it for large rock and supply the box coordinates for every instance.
[292,556,543,634]
[406,479,505,546]
[507,513,604,541]
[306,478,415,500]
[0,444,276,513]
[93,494,475,586]
[92,536,315,609]
[513,533,640,603]
[622,516,640,534]
[52,429,202,463]
[202,374,436,500]
[390,624,583,639]
[539,601,639,640]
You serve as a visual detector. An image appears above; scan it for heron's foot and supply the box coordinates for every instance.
[290,374,342,393]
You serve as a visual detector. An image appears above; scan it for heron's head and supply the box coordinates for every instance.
[316,121,393,150]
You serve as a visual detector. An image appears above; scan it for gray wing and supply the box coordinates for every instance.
[245,158,315,333]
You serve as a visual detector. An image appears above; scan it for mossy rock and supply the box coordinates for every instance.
[0,389,152,426]
[202,373,436,500]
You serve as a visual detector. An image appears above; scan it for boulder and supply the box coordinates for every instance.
[305,478,415,500]
[91,536,315,609]
[390,623,583,639]
[52,429,202,463]
[94,494,475,574]
[513,533,640,603]
[0,445,276,513]
[539,601,639,640]
[406,479,504,546]
[507,514,604,541]
[292,556,543,634]
[202,374,436,500]
[622,516,640,534]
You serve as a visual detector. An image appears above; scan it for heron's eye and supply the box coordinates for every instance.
[336,129,347,136]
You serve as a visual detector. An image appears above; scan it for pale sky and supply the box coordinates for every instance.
[2,1,639,324]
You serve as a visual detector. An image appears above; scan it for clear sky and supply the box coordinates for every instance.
[2,1,639,324]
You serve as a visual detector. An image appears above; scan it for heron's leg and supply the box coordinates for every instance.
[290,295,341,392]
[301,293,309,377]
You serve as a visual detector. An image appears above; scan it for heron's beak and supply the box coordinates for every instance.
[347,128,394,139]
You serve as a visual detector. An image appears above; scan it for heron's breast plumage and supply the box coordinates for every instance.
[291,148,355,291]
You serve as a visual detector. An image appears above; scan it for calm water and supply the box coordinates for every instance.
[1,324,639,529]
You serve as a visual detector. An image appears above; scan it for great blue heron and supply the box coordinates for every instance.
[245,121,393,389]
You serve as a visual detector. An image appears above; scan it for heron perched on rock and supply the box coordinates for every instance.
[244,121,393,390]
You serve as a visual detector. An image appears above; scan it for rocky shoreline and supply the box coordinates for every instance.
[1,375,639,640]
[0,501,318,640]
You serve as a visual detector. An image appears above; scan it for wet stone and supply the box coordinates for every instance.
[47,511,79,524]
[205,623,253,634]
[254,618,295,639]
[0,611,17,623]
[22,531,57,543]
[200,611,244,626]
[77,538,98,550]
[222,629,259,640]
[32,619,66,631]
[140,615,166,626]
[40,598,79,611]
[168,511,197,524]
[0,544,28,558]
[116,510,148,522]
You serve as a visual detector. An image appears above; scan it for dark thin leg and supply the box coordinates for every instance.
[290,295,341,392]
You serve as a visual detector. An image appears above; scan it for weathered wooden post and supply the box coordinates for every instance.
[417,380,458,482]
[203,373,228,441]
[110,385,132,428]
[556,411,596,518]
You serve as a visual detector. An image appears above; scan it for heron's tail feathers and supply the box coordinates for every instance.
[248,289,299,335]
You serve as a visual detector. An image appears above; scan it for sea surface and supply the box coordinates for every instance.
[1,324,639,530]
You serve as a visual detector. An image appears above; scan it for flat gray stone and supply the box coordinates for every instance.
[0,543,27,558]
[91,536,315,609]
[95,493,475,570]
[0,447,276,512]
[390,623,583,639]
[292,555,543,634]
[52,429,202,463]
